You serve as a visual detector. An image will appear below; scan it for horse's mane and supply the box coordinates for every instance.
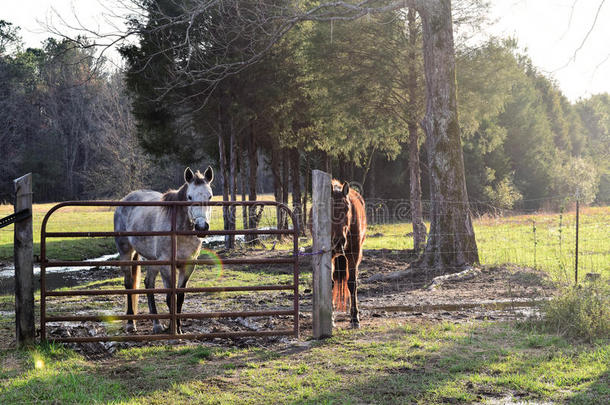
[162,183,188,203]
[331,179,344,191]
[332,179,364,206]
[161,170,207,205]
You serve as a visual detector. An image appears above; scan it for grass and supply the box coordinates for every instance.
[0,203,116,262]
[1,202,608,403]
[0,194,285,263]
[0,322,607,404]
[531,280,610,342]
[365,205,610,283]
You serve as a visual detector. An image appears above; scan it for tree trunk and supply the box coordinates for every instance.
[418,0,479,271]
[303,157,311,233]
[365,152,376,199]
[271,144,283,236]
[360,148,376,194]
[246,122,261,244]
[240,139,248,230]
[291,148,302,235]
[407,8,427,253]
[338,154,346,180]
[324,152,331,174]
[281,148,290,230]
[228,119,237,248]
[218,107,231,250]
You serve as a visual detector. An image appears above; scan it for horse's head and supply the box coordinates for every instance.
[184,166,214,231]
[331,180,352,254]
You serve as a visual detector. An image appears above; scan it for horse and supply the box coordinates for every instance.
[114,166,214,334]
[331,179,367,328]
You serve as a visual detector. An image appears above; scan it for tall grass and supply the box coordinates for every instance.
[534,280,610,342]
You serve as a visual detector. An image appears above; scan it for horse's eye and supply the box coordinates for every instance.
[188,196,192,200]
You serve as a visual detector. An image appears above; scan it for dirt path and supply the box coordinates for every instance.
[0,249,556,356]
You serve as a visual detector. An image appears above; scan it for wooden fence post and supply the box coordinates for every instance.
[14,173,34,346]
[312,170,332,338]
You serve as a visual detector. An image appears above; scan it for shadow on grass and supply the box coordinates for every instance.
[568,370,610,405]
[3,322,606,404]
[291,326,609,404]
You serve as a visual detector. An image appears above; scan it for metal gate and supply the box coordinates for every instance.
[40,200,299,343]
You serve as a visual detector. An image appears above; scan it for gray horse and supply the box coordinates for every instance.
[114,167,213,334]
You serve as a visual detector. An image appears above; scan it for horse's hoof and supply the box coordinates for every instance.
[125,323,137,333]
[350,321,360,329]
[176,327,184,335]
[152,324,165,334]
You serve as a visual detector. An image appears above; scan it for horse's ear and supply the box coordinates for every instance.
[204,166,214,183]
[184,167,194,183]
[342,182,350,197]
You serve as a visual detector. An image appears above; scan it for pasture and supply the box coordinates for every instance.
[1,202,608,283]
[0,203,608,403]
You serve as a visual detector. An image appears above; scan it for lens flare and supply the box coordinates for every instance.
[33,353,45,370]
[199,248,224,279]
[101,315,118,323]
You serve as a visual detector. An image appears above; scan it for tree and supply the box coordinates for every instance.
[415,0,479,269]
[38,39,107,199]
[68,0,481,270]
[550,158,599,204]
[84,71,153,198]
[576,93,610,203]
[0,21,30,200]
[406,8,427,252]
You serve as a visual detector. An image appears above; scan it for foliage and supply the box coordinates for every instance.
[483,176,522,209]
[1,9,609,209]
[0,28,192,202]
[576,93,610,204]
[549,157,599,204]
[537,281,610,342]
[301,12,414,165]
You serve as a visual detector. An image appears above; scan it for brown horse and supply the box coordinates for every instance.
[331,179,367,328]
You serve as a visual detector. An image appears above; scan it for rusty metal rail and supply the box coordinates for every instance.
[40,200,300,343]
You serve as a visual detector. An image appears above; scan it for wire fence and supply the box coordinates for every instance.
[1,197,608,284]
[1,196,607,345]
[363,197,609,284]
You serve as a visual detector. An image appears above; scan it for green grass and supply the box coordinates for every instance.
[0,322,607,404]
[0,203,116,262]
[0,195,287,263]
[532,280,610,342]
[0,343,127,403]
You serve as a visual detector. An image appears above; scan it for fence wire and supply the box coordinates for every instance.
[362,197,609,283]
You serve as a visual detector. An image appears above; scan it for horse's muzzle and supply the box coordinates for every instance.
[194,221,209,232]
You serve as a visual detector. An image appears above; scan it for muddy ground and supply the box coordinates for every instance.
[2,249,556,358]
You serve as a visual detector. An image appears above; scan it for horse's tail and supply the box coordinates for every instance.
[130,252,141,314]
[332,255,350,312]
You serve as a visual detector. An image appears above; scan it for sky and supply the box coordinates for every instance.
[2,0,609,101]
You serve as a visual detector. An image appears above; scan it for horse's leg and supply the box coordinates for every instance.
[118,247,136,332]
[144,265,164,334]
[175,264,196,334]
[159,267,176,334]
[346,253,360,328]
[126,252,141,332]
